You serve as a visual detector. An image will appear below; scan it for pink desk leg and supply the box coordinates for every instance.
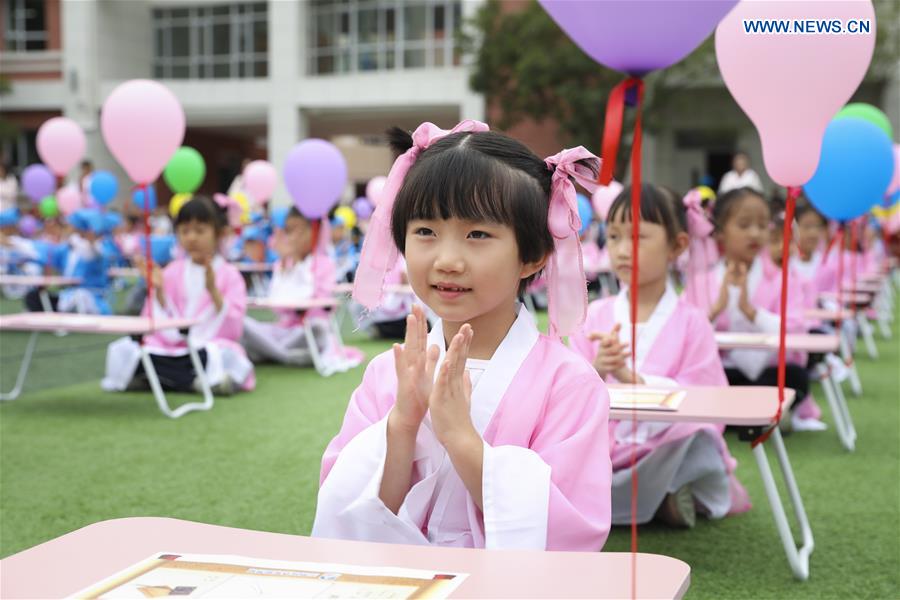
[139,339,215,419]
[752,428,814,581]
[0,332,39,401]
[303,321,334,377]
[856,312,879,359]
[839,332,863,397]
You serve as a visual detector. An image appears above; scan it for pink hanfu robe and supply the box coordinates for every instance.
[242,253,363,372]
[569,284,750,524]
[312,305,612,551]
[101,256,255,392]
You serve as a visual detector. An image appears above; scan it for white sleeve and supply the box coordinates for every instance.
[753,308,781,334]
[481,443,551,550]
[312,413,445,546]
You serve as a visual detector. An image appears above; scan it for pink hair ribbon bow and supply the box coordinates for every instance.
[353,120,490,308]
[544,146,601,337]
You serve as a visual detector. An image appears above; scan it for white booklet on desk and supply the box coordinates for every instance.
[73,552,468,599]
[608,387,686,411]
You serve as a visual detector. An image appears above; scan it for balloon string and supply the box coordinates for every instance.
[836,225,845,331]
[850,220,859,318]
[141,184,154,335]
[752,186,798,448]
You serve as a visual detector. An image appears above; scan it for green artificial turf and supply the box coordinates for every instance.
[1,297,898,598]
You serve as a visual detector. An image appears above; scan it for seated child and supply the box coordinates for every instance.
[102,197,255,395]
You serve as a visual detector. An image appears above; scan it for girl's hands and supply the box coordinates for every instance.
[588,323,630,380]
[389,304,439,436]
[429,324,476,449]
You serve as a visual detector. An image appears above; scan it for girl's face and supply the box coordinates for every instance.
[275,215,312,260]
[606,217,687,288]
[717,195,770,264]
[176,220,218,263]
[404,217,543,324]
[796,212,825,257]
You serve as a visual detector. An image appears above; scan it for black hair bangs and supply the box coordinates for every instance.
[390,134,549,262]
[606,184,687,242]
[174,196,226,231]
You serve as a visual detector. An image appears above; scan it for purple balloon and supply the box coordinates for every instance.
[283,139,348,219]
[352,196,374,220]
[22,164,56,203]
[539,0,738,76]
[19,214,41,237]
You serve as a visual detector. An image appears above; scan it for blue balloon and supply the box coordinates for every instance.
[577,193,593,237]
[270,206,290,229]
[804,118,895,222]
[89,171,118,205]
[138,234,176,266]
[132,185,157,212]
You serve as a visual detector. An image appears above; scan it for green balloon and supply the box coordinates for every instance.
[163,146,206,194]
[39,196,59,218]
[835,103,893,140]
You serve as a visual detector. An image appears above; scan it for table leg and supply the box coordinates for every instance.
[141,344,215,419]
[304,322,334,377]
[752,428,814,581]
[816,365,855,452]
[856,313,878,359]
[838,332,862,397]
[0,331,39,401]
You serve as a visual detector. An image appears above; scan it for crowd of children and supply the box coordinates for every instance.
[2,122,896,555]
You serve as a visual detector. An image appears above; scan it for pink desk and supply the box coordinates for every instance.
[609,385,812,581]
[0,274,82,287]
[108,267,139,279]
[0,313,212,419]
[234,262,273,273]
[804,308,852,322]
[246,296,350,377]
[714,332,854,451]
[819,290,871,305]
[0,518,690,599]
[333,282,413,295]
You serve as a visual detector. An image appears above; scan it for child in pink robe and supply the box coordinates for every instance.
[313,121,612,551]
[570,184,749,528]
[102,197,255,394]
[242,208,363,374]
[683,188,818,429]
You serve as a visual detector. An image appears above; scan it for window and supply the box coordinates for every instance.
[4,0,48,52]
[309,0,462,75]
[153,2,268,79]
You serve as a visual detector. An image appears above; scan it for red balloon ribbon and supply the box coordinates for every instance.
[600,75,645,600]
[849,220,859,319]
[752,187,799,448]
[133,183,155,335]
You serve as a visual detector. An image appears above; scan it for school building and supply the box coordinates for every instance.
[1,0,898,204]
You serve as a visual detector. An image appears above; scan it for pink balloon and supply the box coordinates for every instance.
[715,0,875,187]
[591,180,623,220]
[366,176,387,207]
[243,160,277,204]
[101,80,186,185]
[57,184,82,216]
[36,117,86,177]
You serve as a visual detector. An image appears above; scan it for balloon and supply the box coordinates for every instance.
[232,191,252,224]
[56,184,82,216]
[591,180,623,220]
[352,196,374,220]
[835,103,893,139]
[576,194,593,237]
[21,164,56,203]
[163,146,205,194]
[243,160,278,204]
[283,139,347,219]
[89,171,118,206]
[366,176,387,206]
[803,118,894,222]
[132,185,157,212]
[697,186,716,203]
[715,1,875,187]
[334,205,357,229]
[36,117,86,177]
[168,192,193,218]
[539,0,737,77]
[213,193,244,228]
[270,206,290,229]
[39,196,59,218]
[100,79,186,185]
[19,215,40,237]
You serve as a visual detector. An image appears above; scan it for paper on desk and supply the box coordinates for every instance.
[72,552,468,599]
[608,387,685,411]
